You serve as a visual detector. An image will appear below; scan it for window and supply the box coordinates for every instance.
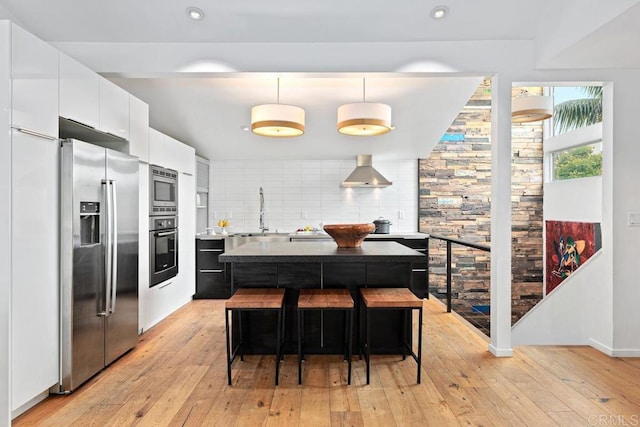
[551,140,602,180]
[552,86,602,136]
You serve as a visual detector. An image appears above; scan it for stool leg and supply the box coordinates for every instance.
[343,310,348,362]
[281,306,286,361]
[239,311,244,361]
[348,308,353,385]
[401,309,407,361]
[417,307,423,384]
[225,308,232,386]
[298,309,303,385]
[276,307,282,386]
[365,305,370,385]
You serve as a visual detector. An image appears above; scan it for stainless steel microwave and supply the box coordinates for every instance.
[149,165,178,216]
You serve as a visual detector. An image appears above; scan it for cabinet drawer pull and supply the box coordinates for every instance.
[158,281,173,289]
[199,248,223,252]
[200,269,223,273]
[412,269,427,272]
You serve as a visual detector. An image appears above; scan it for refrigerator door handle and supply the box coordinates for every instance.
[99,179,111,317]
[110,180,118,314]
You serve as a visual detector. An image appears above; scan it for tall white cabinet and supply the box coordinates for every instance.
[9,23,59,414]
[145,128,196,330]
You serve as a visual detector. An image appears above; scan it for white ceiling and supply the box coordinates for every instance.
[1,0,639,160]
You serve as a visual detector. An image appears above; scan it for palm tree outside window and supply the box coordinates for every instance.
[549,86,603,180]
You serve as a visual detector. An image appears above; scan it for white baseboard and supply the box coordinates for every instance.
[611,349,640,357]
[589,338,613,355]
[589,338,640,357]
[11,389,49,420]
[488,344,514,357]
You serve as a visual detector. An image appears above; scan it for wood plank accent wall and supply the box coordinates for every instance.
[418,80,544,332]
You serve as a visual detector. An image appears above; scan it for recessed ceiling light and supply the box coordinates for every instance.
[186,7,204,21]
[431,6,448,19]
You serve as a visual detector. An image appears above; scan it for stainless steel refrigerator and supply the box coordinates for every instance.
[54,139,139,393]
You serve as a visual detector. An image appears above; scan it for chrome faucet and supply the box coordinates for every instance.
[259,187,268,233]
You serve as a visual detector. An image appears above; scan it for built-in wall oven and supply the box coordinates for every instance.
[149,216,178,287]
[150,165,178,216]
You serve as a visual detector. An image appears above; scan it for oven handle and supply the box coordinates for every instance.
[155,230,178,237]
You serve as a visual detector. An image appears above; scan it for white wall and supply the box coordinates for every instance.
[513,174,605,346]
[0,20,12,427]
[210,159,418,233]
[610,76,640,356]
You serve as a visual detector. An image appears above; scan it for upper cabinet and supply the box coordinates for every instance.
[148,128,195,175]
[148,127,166,167]
[60,51,130,141]
[10,23,58,137]
[128,94,149,162]
[99,77,129,140]
[59,51,99,129]
[166,135,196,176]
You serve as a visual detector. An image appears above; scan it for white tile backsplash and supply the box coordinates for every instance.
[210,159,417,233]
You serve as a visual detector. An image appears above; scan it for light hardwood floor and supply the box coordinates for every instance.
[15,298,640,426]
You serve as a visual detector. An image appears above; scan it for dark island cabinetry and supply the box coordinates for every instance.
[194,238,230,299]
[364,237,428,299]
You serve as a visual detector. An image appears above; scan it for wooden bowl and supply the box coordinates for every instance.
[323,223,375,248]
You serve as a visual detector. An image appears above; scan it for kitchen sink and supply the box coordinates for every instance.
[225,232,291,250]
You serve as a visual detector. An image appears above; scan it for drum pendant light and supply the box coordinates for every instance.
[337,79,392,136]
[512,92,553,123]
[251,78,305,137]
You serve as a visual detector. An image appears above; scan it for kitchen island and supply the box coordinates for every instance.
[219,240,425,355]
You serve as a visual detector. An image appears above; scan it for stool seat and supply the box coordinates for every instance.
[360,288,422,309]
[226,288,285,309]
[297,288,354,385]
[298,289,354,309]
[360,287,423,384]
[225,288,286,386]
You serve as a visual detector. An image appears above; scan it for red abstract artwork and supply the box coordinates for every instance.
[545,220,601,295]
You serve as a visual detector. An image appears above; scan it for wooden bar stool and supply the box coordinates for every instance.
[360,287,423,384]
[297,289,354,385]
[225,288,286,386]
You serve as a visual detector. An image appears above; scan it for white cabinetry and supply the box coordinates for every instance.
[129,95,149,162]
[9,24,59,413]
[146,172,196,329]
[99,77,129,140]
[148,128,195,175]
[163,135,181,172]
[144,132,196,330]
[168,136,195,175]
[0,22,10,425]
[11,130,59,412]
[138,163,149,333]
[179,173,196,298]
[59,51,99,129]
[59,52,130,141]
[10,23,58,136]
[148,127,166,166]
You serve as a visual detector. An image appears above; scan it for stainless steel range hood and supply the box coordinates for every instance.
[341,154,392,188]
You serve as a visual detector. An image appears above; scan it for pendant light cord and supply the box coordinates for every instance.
[362,78,366,102]
[277,78,280,104]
